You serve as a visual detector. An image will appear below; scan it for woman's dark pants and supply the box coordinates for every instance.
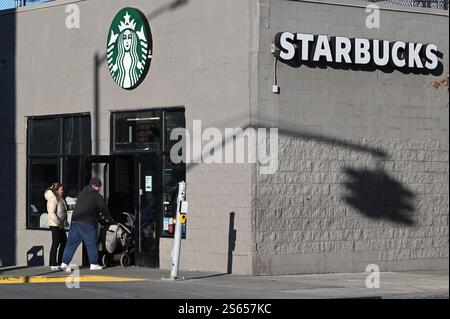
[49,226,67,266]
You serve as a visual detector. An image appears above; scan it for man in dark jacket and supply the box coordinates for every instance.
[60,177,114,272]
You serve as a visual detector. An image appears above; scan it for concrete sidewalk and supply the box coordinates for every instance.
[0,266,448,299]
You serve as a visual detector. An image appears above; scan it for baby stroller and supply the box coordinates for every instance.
[99,212,135,267]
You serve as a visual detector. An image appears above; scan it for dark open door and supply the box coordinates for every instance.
[84,156,111,204]
[85,155,136,220]
[84,155,136,265]
[84,154,162,268]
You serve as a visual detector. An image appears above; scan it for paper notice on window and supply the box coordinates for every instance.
[145,176,152,192]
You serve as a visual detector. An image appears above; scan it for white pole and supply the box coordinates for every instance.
[170,181,186,279]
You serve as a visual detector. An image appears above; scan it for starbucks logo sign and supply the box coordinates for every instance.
[107,8,152,90]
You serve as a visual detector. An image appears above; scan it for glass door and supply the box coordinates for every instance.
[136,154,161,267]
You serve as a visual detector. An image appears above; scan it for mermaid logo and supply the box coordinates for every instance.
[107,8,152,90]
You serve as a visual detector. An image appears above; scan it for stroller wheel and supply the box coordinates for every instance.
[102,254,111,267]
[120,254,131,267]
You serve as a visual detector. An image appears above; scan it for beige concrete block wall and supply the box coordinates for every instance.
[253,0,449,275]
[5,0,257,273]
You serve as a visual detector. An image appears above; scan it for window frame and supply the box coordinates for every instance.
[26,113,92,230]
[110,107,185,155]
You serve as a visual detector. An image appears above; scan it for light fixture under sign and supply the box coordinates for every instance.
[126,117,160,122]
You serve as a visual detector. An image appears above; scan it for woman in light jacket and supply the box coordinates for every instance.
[45,182,68,270]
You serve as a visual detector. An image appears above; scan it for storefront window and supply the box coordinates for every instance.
[62,156,83,226]
[27,114,91,229]
[63,117,91,154]
[113,111,161,152]
[162,110,186,238]
[30,118,60,155]
[164,110,185,152]
[111,108,186,240]
[29,158,59,229]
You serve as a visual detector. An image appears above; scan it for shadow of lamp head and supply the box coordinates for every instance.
[343,168,416,226]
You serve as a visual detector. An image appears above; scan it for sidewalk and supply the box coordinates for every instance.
[0,266,448,299]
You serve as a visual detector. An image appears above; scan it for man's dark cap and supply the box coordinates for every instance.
[90,177,102,187]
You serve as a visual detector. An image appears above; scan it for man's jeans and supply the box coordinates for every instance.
[62,220,98,265]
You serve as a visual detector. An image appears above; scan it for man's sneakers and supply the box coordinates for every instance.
[59,263,104,272]
[59,263,73,273]
[50,266,60,271]
[90,264,104,270]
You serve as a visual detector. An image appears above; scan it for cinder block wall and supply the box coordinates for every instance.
[5,0,255,274]
[253,0,449,274]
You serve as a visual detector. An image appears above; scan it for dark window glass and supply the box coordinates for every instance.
[63,156,82,198]
[161,157,186,238]
[109,157,135,218]
[29,158,59,229]
[30,119,60,155]
[114,111,161,152]
[80,117,92,154]
[63,117,92,154]
[138,155,160,253]
[63,156,83,227]
[63,118,80,154]
[27,114,91,229]
[165,111,185,152]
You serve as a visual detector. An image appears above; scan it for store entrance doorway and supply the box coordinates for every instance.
[82,108,186,268]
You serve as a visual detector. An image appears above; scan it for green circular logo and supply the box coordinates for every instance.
[107,8,152,90]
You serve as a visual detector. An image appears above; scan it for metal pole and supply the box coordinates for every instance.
[170,181,186,279]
